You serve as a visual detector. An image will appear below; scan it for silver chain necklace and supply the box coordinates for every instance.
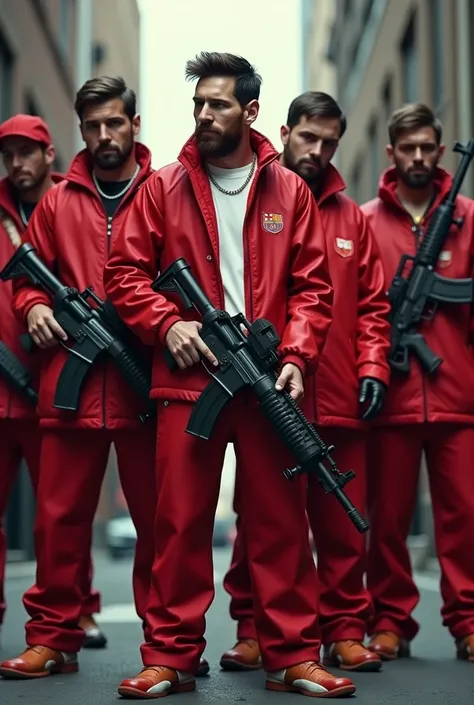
[92,163,140,200]
[207,153,257,196]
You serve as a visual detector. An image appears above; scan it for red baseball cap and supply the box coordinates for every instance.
[0,114,52,148]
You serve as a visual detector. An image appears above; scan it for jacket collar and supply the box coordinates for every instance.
[65,142,153,198]
[177,128,279,174]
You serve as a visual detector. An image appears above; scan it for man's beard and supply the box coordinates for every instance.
[13,163,48,193]
[282,144,322,188]
[94,137,133,170]
[396,162,436,189]
[195,124,243,159]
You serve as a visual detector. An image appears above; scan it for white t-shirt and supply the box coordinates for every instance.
[207,160,255,317]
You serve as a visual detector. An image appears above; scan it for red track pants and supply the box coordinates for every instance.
[141,398,321,673]
[367,423,474,641]
[0,419,100,624]
[224,427,371,645]
[23,425,157,652]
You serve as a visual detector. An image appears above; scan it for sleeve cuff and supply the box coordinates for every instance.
[281,354,307,377]
[358,362,390,387]
[23,293,52,321]
[158,315,184,345]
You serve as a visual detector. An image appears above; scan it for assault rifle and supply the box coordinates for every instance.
[0,341,38,406]
[0,243,153,420]
[388,139,474,374]
[152,258,369,534]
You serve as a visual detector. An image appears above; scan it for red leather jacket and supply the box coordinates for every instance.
[12,144,154,430]
[103,130,334,417]
[361,166,474,425]
[0,173,62,420]
[311,165,390,428]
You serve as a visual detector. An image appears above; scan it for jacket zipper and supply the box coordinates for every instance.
[411,219,428,422]
[241,172,260,321]
[101,213,113,428]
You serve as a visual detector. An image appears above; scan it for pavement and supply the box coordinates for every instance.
[0,548,470,704]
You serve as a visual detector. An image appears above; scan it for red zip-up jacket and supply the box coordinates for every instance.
[103,130,334,417]
[11,143,154,430]
[311,164,390,428]
[361,165,474,425]
[0,173,62,420]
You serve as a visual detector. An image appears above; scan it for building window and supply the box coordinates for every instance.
[368,119,379,196]
[431,0,444,111]
[381,74,393,119]
[58,0,72,61]
[400,14,418,103]
[342,0,389,108]
[0,32,13,122]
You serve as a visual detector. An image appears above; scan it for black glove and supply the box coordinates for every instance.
[359,377,386,420]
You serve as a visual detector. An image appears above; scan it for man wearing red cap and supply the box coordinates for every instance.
[0,114,107,650]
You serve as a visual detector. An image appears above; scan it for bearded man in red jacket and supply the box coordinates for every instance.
[103,52,360,699]
[0,79,160,679]
[361,102,474,663]
[220,92,391,674]
[0,114,105,650]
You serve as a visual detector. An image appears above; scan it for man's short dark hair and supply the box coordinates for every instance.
[388,103,443,146]
[74,76,136,122]
[185,51,262,106]
[286,91,347,137]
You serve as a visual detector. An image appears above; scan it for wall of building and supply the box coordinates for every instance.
[0,0,77,172]
[326,0,473,203]
[92,0,140,94]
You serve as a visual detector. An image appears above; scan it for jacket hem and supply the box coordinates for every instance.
[150,387,201,402]
[38,417,147,430]
[316,415,367,430]
[371,412,474,426]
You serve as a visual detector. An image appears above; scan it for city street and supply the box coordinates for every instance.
[0,548,468,704]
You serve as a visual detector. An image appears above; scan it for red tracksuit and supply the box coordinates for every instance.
[361,165,474,642]
[11,145,157,653]
[224,164,391,645]
[103,130,334,672]
[0,175,100,625]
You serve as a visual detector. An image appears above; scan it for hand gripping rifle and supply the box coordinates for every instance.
[388,140,474,374]
[0,341,38,406]
[0,243,153,421]
[152,258,369,533]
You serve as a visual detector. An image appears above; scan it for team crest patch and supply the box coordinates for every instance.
[335,237,354,258]
[438,250,452,268]
[262,212,284,234]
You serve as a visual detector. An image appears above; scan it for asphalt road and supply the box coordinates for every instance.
[0,548,470,703]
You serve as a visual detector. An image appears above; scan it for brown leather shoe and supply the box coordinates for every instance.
[367,631,410,660]
[79,615,108,649]
[323,640,382,671]
[0,645,78,679]
[456,634,474,662]
[195,657,210,677]
[118,666,195,698]
[220,638,262,671]
[266,661,356,697]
